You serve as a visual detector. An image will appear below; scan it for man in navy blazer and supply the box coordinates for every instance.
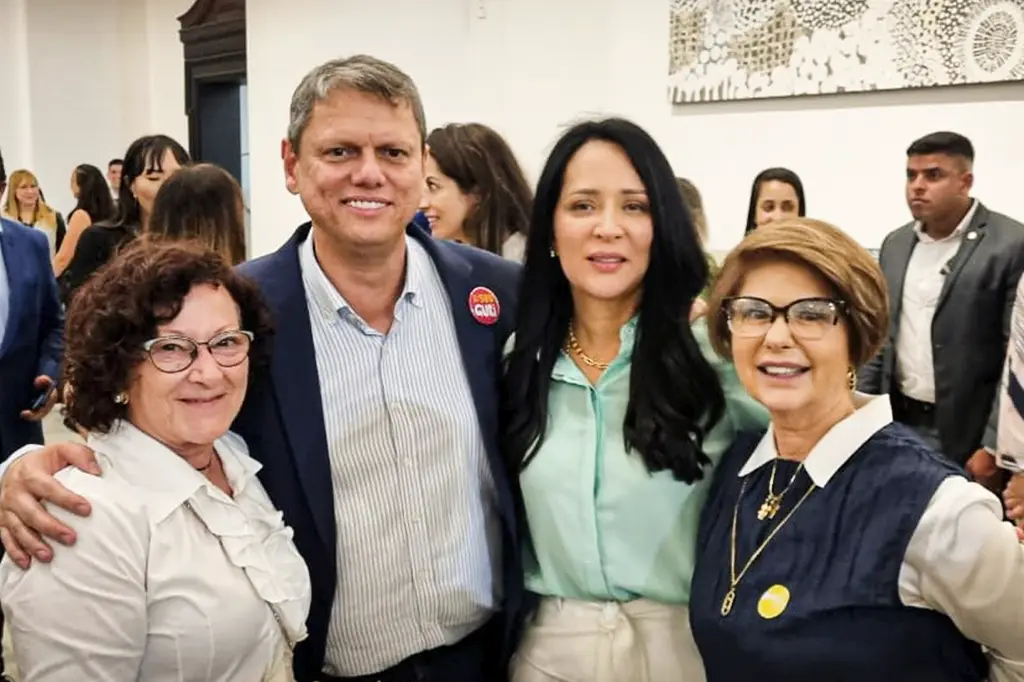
[236,222,521,680]
[0,155,64,462]
[0,154,63,678]
[0,58,522,681]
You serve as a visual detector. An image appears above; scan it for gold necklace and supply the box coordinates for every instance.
[721,476,816,616]
[757,460,805,521]
[565,325,610,370]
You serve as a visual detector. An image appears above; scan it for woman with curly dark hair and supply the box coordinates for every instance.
[0,241,310,681]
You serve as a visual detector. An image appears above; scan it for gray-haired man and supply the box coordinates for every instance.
[0,56,523,682]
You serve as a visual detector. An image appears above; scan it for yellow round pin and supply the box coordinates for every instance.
[757,584,790,619]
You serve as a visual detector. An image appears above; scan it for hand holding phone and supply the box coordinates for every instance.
[20,376,56,421]
[29,385,53,412]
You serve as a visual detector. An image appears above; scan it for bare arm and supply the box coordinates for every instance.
[0,443,101,568]
[1006,474,1024,523]
[52,210,91,277]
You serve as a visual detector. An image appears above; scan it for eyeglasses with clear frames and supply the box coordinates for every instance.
[723,296,846,341]
[142,330,254,374]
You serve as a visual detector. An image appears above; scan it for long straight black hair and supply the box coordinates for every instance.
[109,134,190,230]
[72,164,116,224]
[743,167,806,235]
[501,118,725,483]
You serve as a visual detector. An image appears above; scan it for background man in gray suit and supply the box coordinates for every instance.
[859,131,1024,489]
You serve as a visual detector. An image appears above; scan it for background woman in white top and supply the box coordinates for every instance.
[420,122,533,260]
[1,169,65,259]
[0,241,311,681]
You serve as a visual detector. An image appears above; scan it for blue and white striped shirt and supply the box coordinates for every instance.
[298,231,501,676]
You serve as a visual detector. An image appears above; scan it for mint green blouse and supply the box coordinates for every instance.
[519,318,768,605]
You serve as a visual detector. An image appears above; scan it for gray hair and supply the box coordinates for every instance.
[287,54,427,150]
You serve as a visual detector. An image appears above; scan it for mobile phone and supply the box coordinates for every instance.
[26,384,54,412]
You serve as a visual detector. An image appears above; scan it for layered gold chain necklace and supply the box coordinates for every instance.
[565,324,610,370]
[722,474,817,616]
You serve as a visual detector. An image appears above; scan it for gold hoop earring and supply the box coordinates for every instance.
[847,367,857,392]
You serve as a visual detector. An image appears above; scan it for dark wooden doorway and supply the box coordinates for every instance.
[179,0,246,184]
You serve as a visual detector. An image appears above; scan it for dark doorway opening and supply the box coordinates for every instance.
[179,0,250,254]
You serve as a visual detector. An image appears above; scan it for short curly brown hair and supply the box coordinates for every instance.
[63,240,274,433]
[706,217,889,369]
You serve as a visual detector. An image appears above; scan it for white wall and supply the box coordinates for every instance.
[144,0,190,146]
[0,0,189,215]
[0,0,34,173]
[246,0,1024,257]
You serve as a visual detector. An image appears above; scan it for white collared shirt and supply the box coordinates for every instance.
[739,394,1024,678]
[895,199,979,402]
[0,421,311,682]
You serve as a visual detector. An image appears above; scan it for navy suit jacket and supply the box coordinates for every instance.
[0,218,64,462]
[234,223,523,681]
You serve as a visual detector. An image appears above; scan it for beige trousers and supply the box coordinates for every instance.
[3,622,19,681]
[261,638,295,682]
[511,597,706,682]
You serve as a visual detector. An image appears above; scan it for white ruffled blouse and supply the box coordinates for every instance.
[0,421,311,682]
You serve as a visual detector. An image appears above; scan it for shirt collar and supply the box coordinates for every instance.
[298,227,424,325]
[913,198,978,242]
[87,420,263,523]
[737,392,892,487]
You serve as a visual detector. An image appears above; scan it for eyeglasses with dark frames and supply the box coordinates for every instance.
[142,330,254,374]
[723,296,846,341]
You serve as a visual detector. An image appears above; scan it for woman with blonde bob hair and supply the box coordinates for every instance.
[2,169,65,258]
[689,218,1024,681]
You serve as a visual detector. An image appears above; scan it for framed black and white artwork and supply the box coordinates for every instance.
[668,0,1024,103]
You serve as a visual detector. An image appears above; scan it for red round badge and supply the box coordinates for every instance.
[468,286,500,326]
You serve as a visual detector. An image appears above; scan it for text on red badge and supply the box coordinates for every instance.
[468,286,500,325]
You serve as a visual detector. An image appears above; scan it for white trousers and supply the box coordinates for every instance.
[511,597,706,682]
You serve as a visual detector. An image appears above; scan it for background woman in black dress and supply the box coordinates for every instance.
[58,134,189,301]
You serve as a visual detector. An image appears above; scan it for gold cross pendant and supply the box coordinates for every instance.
[757,495,781,520]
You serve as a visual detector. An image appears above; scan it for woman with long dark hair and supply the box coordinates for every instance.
[58,135,189,300]
[420,122,532,259]
[146,163,248,266]
[503,118,766,681]
[743,167,805,234]
[53,164,116,276]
